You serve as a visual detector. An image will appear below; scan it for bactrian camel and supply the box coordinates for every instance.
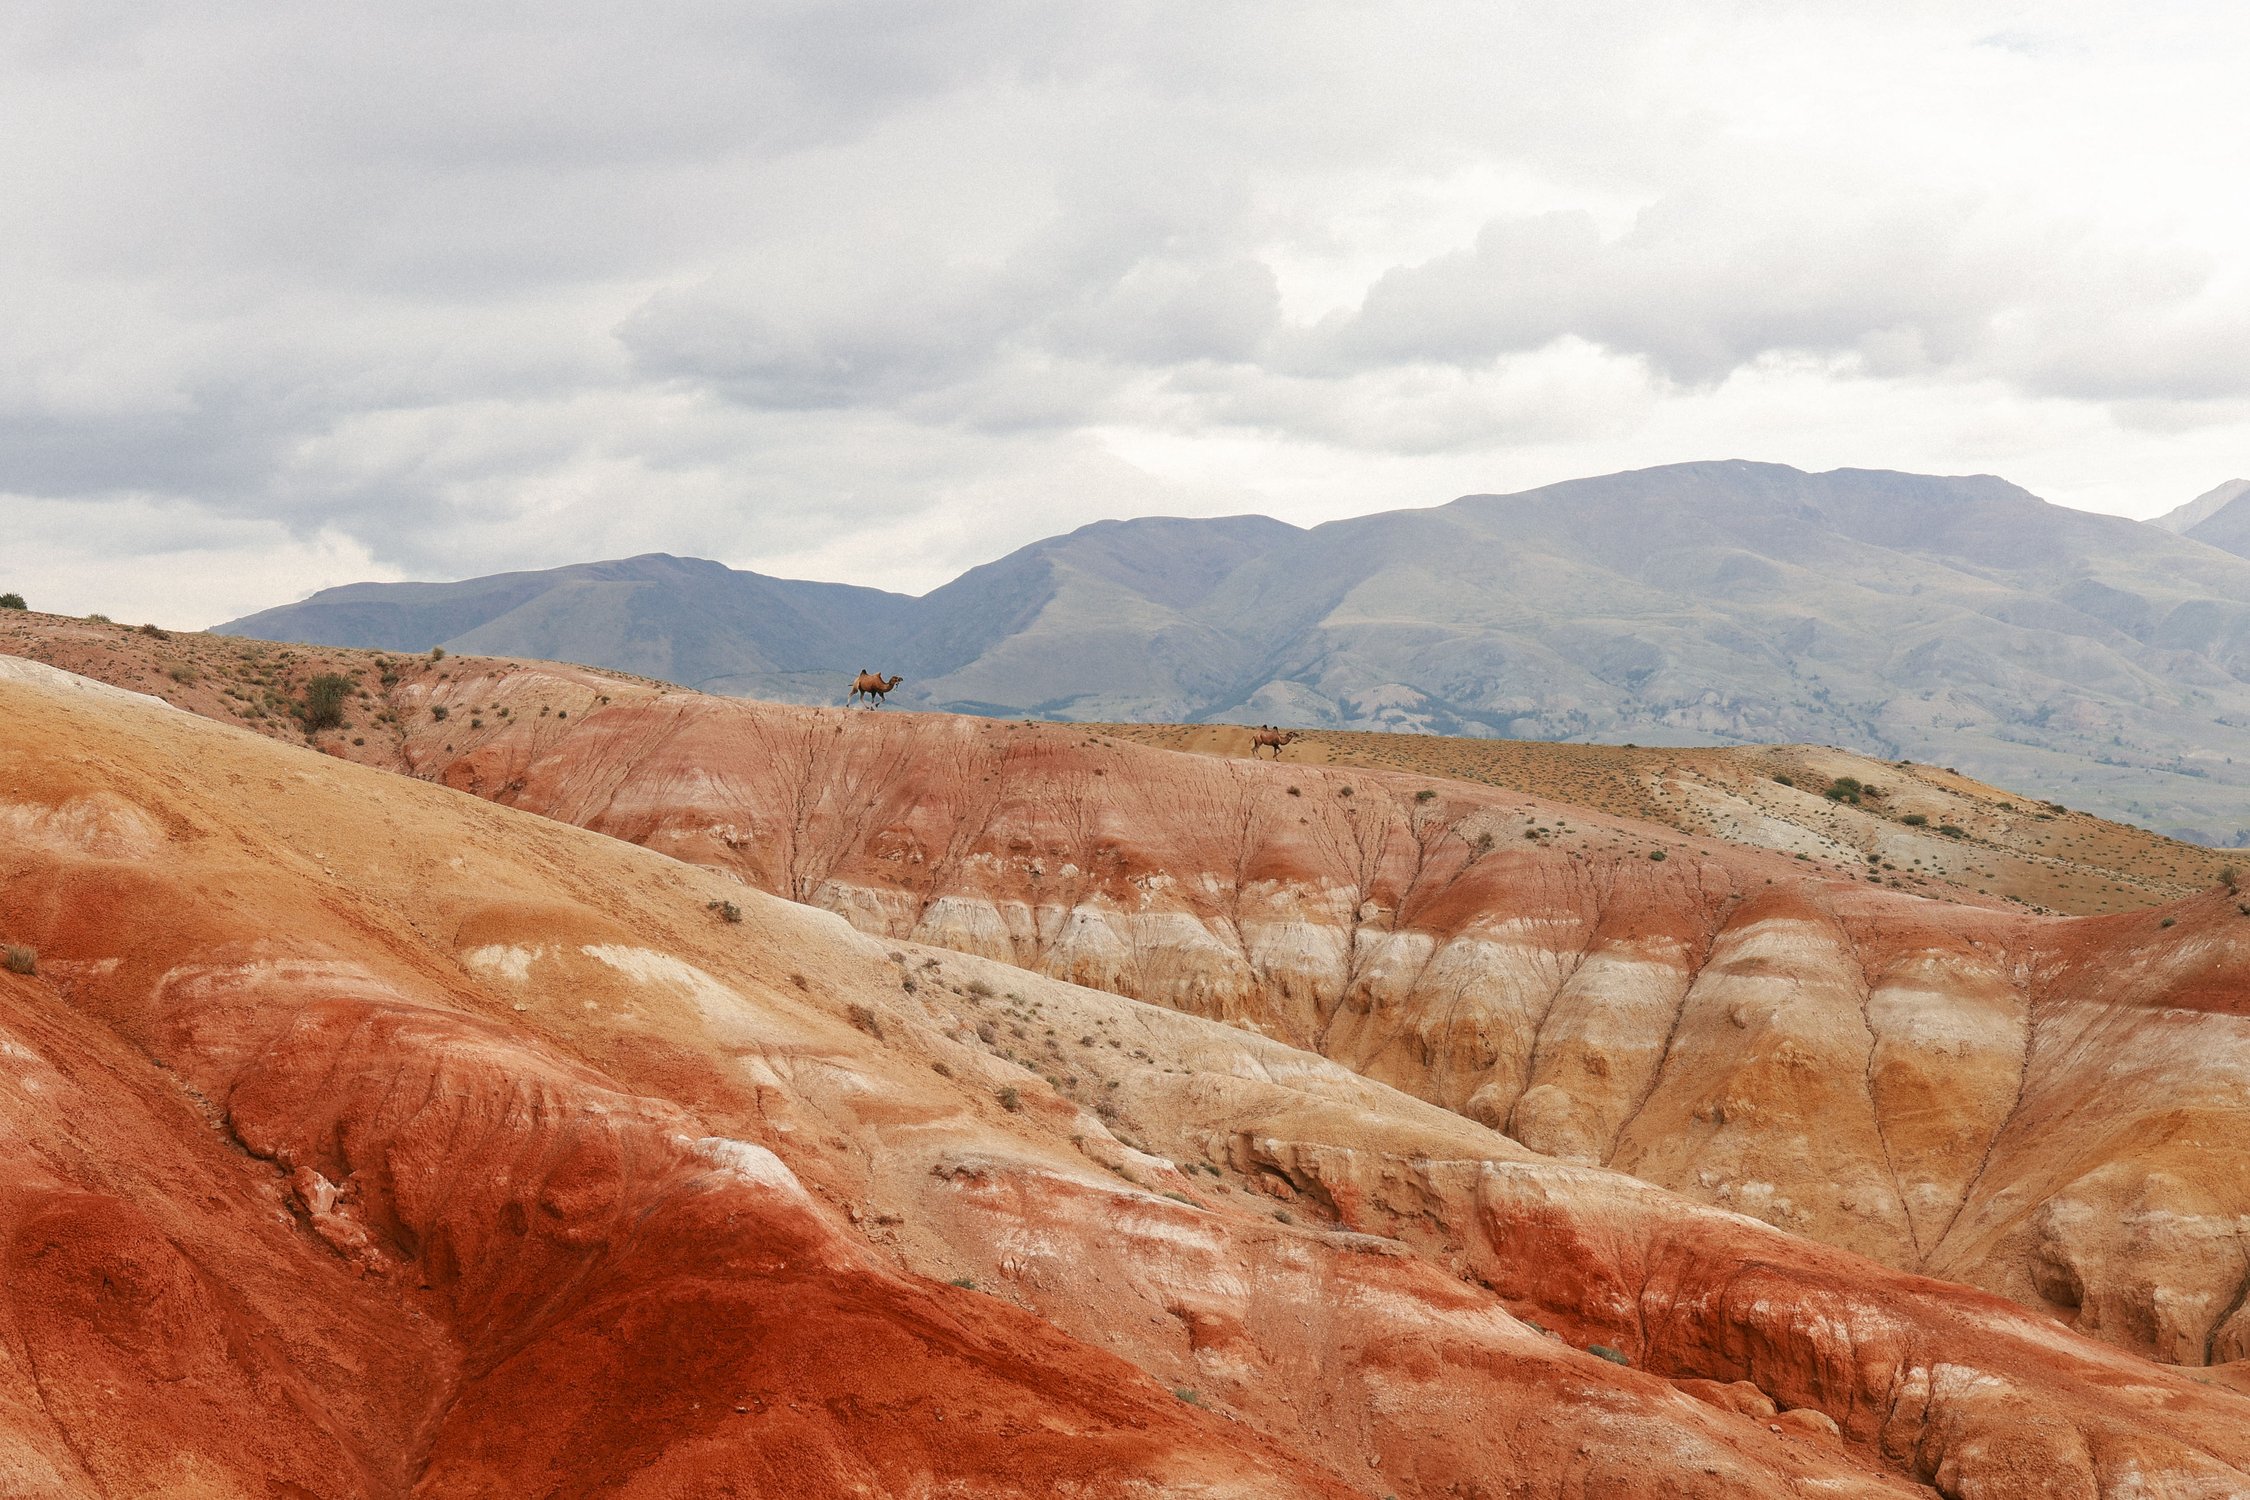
[1249,726,1299,758]
[848,669,904,706]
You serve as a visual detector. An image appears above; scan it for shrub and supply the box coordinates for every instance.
[138,623,169,639]
[431,705,448,720]
[1938,824,1968,838]
[1772,774,1794,786]
[846,1003,884,1040]
[1415,788,1437,802]
[1823,776,1863,803]
[949,1276,976,1289]
[299,673,354,731]
[1173,1387,1201,1406]
[0,593,23,610]
[1588,1344,1631,1366]
[1648,849,1667,862]
[995,1086,1023,1111]
[429,646,446,661]
[85,613,112,624]
[2,945,34,976]
[2161,917,2177,928]
[2221,866,2241,893]
[706,899,743,924]
[168,665,195,683]
[1901,813,1928,827]
[964,978,995,998]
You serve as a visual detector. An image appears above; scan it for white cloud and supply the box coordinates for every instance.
[4,1,2250,624]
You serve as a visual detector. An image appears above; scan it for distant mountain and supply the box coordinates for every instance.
[2151,479,2250,562]
[2152,478,2250,535]
[223,461,2250,842]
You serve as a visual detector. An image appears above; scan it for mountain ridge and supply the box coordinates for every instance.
[222,461,2250,842]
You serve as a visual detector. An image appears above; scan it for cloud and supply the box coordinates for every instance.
[7,1,2250,625]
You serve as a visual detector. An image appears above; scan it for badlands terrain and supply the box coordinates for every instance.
[5,612,2250,1496]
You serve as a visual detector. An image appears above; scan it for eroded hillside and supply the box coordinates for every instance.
[7,652,2250,1495]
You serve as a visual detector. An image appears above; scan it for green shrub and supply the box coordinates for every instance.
[429,646,446,661]
[298,673,354,731]
[0,593,24,610]
[1901,813,1928,827]
[1772,774,1793,786]
[431,705,449,720]
[2,945,34,976]
[1648,849,1667,862]
[1588,1344,1631,1366]
[706,899,742,924]
[1824,776,1863,803]
[995,1086,1023,1112]
[1938,824,1967,838]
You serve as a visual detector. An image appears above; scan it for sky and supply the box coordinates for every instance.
[7,1,2250,627]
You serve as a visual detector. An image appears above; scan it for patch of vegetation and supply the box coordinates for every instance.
[1938,824,1968,839]
[168,665,196,684]
[0,593,23,610]
[1415,788,1437,802]
[706,899,743,923]
[1823,776,1864,804]
[1587,1344,1631,1366]
[85,613,112,624]
[846,1003,884,1040]
[137,623,169,639]
[431,704,448,720]
[429,646,446,661]
[1771,774,1793,786]
[995,1086,1023,1112]
[298,672,355,732]
[2,945,35,976]
[1173,1387,1201,1406]
[2160,917,2176,928]
[1900,812,1928,826]
[1648,849,1667,861]
[2221,865,2240,893]
[948,1276,977,1289]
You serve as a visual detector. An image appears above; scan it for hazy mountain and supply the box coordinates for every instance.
[2152,478,2250,535]
[224,461,2250,842]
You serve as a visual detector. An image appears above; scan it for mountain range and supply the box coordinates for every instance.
[224,460,2250,842]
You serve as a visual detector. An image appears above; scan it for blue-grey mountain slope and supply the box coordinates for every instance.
[225,462,2250,842]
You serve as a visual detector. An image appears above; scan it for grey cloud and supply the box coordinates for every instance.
[9,1,2250,625]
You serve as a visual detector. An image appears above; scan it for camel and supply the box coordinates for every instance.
[848,669,904,706]
[1249,726,1299,758]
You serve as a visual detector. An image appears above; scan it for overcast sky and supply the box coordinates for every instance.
[8,2,2250,625]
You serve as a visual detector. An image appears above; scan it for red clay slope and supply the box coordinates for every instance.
[333,661,2250,1377]
[5,648,2250,1497]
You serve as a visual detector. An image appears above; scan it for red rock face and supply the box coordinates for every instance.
[375,677,2250,1376]
[6,655,2250,1497]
